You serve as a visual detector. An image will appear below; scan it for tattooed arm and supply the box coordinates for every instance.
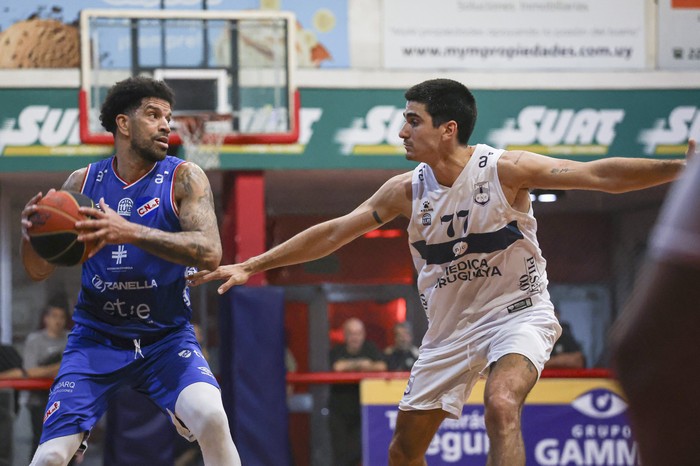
[189,171,413,294]
[76,162,222,270]
[497,141,693,207]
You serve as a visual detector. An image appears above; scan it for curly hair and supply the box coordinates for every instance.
[99,76,175,134]
[404,79,477,145]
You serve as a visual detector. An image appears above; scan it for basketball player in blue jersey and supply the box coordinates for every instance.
[190,78,693,466]
[20,77,241,466]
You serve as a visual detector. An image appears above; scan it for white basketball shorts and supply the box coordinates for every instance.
[399,306,561,419]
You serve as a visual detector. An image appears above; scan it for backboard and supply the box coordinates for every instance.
[79,9,298,146]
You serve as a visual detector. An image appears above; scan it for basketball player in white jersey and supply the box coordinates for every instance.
[190,79,691,465]
[609,142,698,465]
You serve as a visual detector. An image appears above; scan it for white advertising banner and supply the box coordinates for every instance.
[658,0,700,69]
[382,0,646,70]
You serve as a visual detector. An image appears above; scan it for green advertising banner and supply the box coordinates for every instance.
[0,88,694,172]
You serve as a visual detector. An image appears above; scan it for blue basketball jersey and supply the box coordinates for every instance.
[74,156,194,339]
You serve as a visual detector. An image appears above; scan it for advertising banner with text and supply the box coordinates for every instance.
[382,0,646,70]
[362,378,638,465]
[658,0,700,69]
[0,87,694,172]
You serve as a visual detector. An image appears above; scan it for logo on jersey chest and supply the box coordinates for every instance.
[137,197,160,217]
[452,241,468,256]
[117,198,133,217]
[112,245,128,265]
[419,200,434,225]
[118,196,160,217]
[473,181,490,205]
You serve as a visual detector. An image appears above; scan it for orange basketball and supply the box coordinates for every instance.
[27,190,96,266]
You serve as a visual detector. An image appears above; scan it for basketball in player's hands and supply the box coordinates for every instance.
[27,190,97,266]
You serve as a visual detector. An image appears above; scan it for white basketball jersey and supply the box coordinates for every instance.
[407,144,552,350]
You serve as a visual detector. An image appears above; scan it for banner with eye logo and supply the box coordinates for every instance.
[361,378,638,466]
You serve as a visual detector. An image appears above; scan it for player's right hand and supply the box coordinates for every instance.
[188,264,251,294]
[76,197,139,258]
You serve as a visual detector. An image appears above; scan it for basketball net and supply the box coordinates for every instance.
[173,114,231,171]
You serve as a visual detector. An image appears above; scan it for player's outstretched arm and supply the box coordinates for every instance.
[499,139,694,195]
[190,172,413,294]
[76,162,222,270]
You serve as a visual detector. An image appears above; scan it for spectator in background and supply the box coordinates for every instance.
[385,322,420,372]
[23,299,71,458]
[329,317,387,466]
[545,311,586,369]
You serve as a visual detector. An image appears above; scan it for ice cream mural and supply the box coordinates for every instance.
[0,14,79,68]
[0,1,348,69]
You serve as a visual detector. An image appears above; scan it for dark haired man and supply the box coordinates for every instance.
[191,78,691,465]
[385,322,419,372]
[329,318,387,466]
[21,76,240,465]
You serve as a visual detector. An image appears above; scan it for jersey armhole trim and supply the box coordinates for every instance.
[79,165,91,194]
[171,161,187,218]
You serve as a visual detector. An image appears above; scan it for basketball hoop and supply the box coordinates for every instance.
[172,114,232,171]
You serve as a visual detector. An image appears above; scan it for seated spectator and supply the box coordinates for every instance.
[22,300,71,457]
[0,344,24,377]
[329,317,386,466]
[384,322,419,371]
[545,311,586,369]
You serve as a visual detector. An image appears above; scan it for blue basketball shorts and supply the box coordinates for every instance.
[39,323,219,444]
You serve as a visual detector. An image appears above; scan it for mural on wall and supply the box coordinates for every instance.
[0,0,348,69]
[0,5,80,68]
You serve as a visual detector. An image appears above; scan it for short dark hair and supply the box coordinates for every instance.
[404,79,477,145]
[100,76,175,134]
[38,298,72,330]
